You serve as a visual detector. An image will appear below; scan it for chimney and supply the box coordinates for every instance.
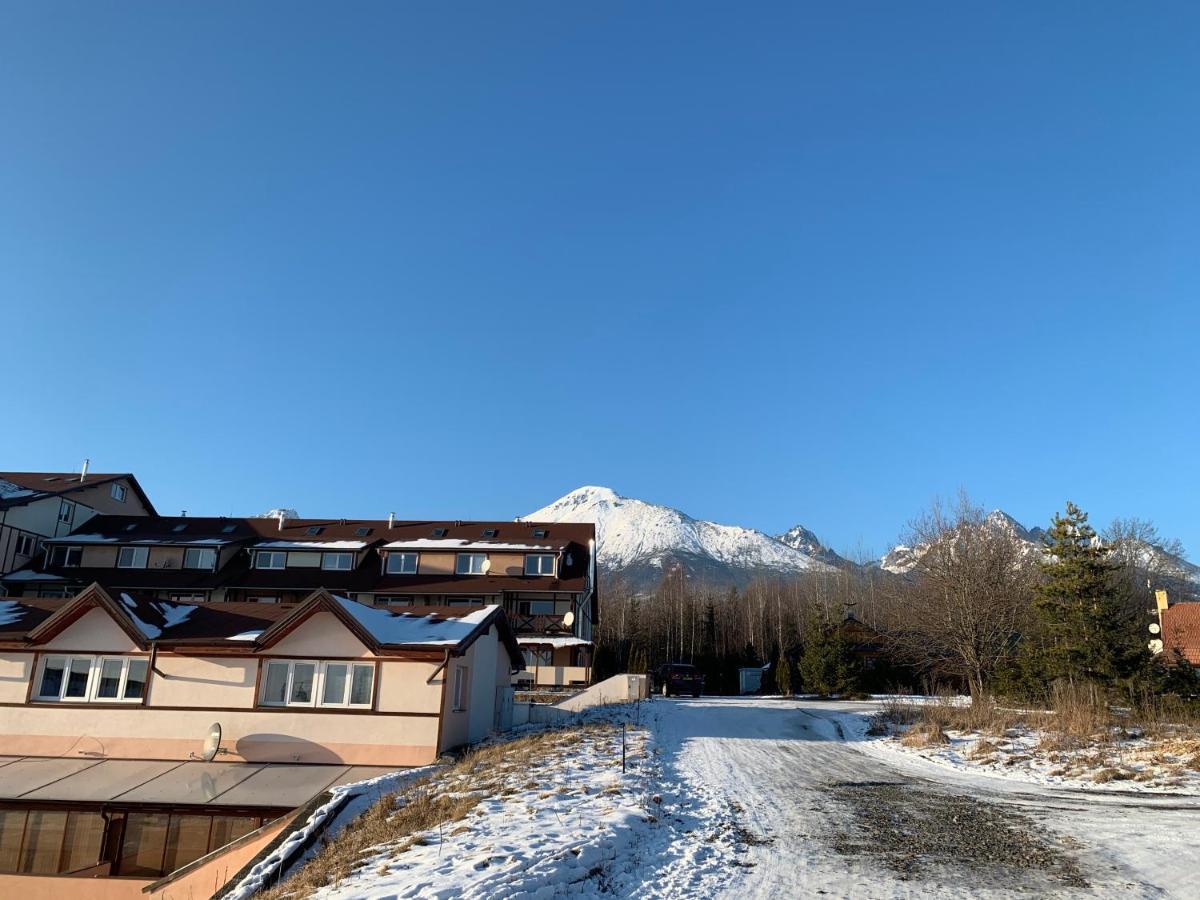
[388,512,395,529]
[181,510,188,517]
[277,510,286,531]
[80,459,89,483]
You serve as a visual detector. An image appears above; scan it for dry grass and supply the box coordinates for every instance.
[260,722,618,900]
[901,722,949,748]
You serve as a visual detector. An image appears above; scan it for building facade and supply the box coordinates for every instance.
[2,514,599,687]
[0,471,155,576]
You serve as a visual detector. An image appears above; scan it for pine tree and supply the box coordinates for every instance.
[1032,502,1147,691]
[774,652,794,697]
[798,611,860,695]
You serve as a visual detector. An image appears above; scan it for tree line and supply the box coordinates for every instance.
[592,493,1199,703]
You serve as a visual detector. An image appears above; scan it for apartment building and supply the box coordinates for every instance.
[0,583,521,896]
[2,513,599,687]
[0,470,155,576]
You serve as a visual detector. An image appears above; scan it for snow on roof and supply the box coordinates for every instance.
[0,601,26,628]
[381,539,557,552]
[515,636,591,648]
[255,540,369,551]
[227,630,265,642]
[0,479,36,500]
[44,533,234,546]
[119,593,198,640]
[332,596,494,646]
[2,570,64,581]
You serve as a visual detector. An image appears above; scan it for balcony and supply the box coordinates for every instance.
[509,612,572,634]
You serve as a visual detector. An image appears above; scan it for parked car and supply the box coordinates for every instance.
[652,663,704,697]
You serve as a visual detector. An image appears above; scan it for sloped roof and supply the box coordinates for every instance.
[0,472,156,514]
[1162,603,1200,665]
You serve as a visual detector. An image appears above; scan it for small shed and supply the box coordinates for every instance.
[738,666,765,694]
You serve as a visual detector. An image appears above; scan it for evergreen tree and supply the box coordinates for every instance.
[773,652,794,696]
[1032,502,1148,692]
[798,611,860,695]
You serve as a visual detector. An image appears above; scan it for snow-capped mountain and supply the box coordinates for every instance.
[525,486,836,588]
[255,508,300,519]
[775,524,850,568]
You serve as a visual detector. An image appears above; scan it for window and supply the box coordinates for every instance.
[456,553,487,575]
[532,528,548,539]
[518,599,556,616]
[221,524,237,533]
[255,551,287,569]
[354,526,373,537]
[322,552,354,571]
[172,523,187,532]
[117,546,150,568]
[524,554,556,576]
[183,547,217,570]
[124,523,139,532]
[522,648,552,667]
[33,655,148,703]
[482,528,497,538]
[110,482,128,502]
[375,596,415,607]
[248,595,279,603]
[14,533,35,557]
[452,666,469,711]
[385,552,418,575]
[431,528,447,538]
[108,811,261,878]
[305,526,324,536]
[170,593,208,603]
[260,660,375,709]
[447,598,482,606]
[48,545,81,568]
[57,500,73,525]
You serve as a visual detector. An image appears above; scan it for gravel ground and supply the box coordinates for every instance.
[829,779,1087,889]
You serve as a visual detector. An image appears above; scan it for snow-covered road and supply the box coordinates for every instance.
[639,697,1200,899]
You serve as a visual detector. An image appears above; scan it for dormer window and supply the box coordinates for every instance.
[111,483,127,502]
[431,528,447,538]
[532,528,547,538]
[456,553,487,575]
[355,527,373,537]
[183,548,217,570]
[49,546,82,568]
[172,524,187,533]
[482,529,498,538]
[255,551,287,570]
[305,526,324,536]
[525,553,556,576]
[385,552,419,575]
[118,547,150,569]
[221,524,237,533]
[322,552,354,571]
[124,523,139,532]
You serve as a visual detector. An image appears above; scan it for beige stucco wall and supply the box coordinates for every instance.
[264,611,373,658]
[376,659,444,713]
[0,652,33,702]
[42,608,141,653]
[148,546,184,570]
[489,553,525,576]
[149,656,258,708]
[81,545,119,567]
[418,552,455,575]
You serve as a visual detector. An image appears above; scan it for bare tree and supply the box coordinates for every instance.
[884,491,1037,700]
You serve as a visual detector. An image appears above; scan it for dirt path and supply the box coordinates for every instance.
[636,697,1200,899]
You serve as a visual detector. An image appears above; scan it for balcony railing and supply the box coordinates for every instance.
[510,612,572,634]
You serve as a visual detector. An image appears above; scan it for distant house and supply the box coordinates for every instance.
[0,470,155,576]
[1160,601,1200,667]
[2,513,599,687]
[0,583,523,892]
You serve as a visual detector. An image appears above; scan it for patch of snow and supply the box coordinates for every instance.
[0,479,36,500]
[119,594,198,640]
[516,636,592,648]
[226,630,264,641]
[2,570,64,581]
[381,539,556,551]
[0,601,26,627]
[333,595,493,646]
[254,540,368,550]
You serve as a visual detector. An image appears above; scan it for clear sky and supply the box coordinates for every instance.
[3,2,1197,559]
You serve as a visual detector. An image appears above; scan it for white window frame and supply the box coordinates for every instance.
[183,547,217,570]
[32,655,149,703]
[259,659,375,709]
[322,552,354,571]
[522,647,552,667]
[452,665,469,711]
[524,553,556,576]
[117,546,150,569]
[49,545,82,568]
[111,483,127,502]
[58,500,74,525]
[14,533,36,557]
[456,553,487,575]
[255,551,287,570]
[384,552,419,575]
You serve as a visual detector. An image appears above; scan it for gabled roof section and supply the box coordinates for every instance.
[24,583,155,649]
[0,472,156,514]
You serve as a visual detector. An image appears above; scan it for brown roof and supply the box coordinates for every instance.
[42,515,257,545]
[242,516,593,547]
[0,471,157,514]
[0,598,62,637]
[1162,603,1200,666]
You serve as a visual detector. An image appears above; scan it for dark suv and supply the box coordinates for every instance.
[652,663,704,697]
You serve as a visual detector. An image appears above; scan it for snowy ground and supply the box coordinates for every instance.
[260,697,1200,899]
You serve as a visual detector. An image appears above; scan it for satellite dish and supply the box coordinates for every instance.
[1148,639,1164,654]
[562,610,575,627]
[1149,622,1161,635]
[481,559,492,574]
[200,722,223,761]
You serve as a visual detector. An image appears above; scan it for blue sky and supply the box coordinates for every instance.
[2,2,1197,559]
